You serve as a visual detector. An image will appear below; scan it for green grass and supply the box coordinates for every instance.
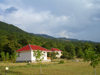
[0,60,100,75]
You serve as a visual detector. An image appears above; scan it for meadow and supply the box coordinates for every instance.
[0,60,100,75]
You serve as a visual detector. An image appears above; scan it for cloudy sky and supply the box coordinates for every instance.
[0,0,100,42]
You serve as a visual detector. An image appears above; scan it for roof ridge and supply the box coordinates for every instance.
[16,44,51,52]
[31,45,47,49]
[29,44,32,50]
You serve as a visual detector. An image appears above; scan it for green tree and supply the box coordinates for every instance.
[18,38,29,46]
[61,51,69,59]
[65,44,76,59]
[10,52,17,62]
[84,49,100,75]
[51,52,58,61]
[0,51,5,61]
[76,47,84,58]
[33,50,44,62]
[95,44,100,53]
[0,36,9,51]
[5,52,9,61]
[33,50,44,75]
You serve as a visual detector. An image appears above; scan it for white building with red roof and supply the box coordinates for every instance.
[16,44,51,62]
[51,48,62,58]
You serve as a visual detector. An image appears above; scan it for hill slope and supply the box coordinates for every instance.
[0,21,26,33]
[0,21,100,60]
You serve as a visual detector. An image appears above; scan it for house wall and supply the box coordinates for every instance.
[16,50,49,62]
[16,50,32,62]
[31,50,35,62]
[55,51,62,58]
[42,51,47,60]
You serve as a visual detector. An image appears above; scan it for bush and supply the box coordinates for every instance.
[27,61,31,65]
[59,60,64,64]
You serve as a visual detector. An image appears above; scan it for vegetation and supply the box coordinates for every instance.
[33,50,44,74]
[83,49,100,75]
[33,50,44,62]
[58,60,64,64]
[0,21,100,62]
[47,52,58,61]
[0,21,100,75]
[0,60,100,75]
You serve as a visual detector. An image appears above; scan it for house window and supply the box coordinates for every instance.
[18,52,20,57]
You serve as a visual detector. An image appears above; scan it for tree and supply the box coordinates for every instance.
[65,44,76,59]
[0,51,5,61]
[84,49,100,75]
[95,44,100,53]
[76,47,84,58]
[10,52,17,62]
[61,51,69,59]
[5,52,9,61]
[51,52,58,60]
[18,38,29,46]
[47,52,58,61]
[33,50,44,62]
[33,50,44,75]
[0,36,9,51]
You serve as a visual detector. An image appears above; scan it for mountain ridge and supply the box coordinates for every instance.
[0,21,98,43]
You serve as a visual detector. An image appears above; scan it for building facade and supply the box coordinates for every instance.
[16,44,51,62]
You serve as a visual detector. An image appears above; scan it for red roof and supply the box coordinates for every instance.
[16,44,50,52]
[51,48,62,52]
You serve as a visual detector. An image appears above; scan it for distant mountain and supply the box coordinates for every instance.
[30,31,95,43]
[35,34,96,43]
[0,21,97,43]
[30,33,83,42]
[35,34,55,39]
[57,37,79,41]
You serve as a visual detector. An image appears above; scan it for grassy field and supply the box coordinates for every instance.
[0,60,100,75]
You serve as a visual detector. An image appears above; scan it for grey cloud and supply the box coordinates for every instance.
[5,7,17,14]
[0,0,100,42]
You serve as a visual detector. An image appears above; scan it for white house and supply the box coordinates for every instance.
[51,48,62,58]
[16,44,51,62]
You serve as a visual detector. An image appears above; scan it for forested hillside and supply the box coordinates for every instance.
[0,21,100,61]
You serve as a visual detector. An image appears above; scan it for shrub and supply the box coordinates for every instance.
[59,60,64,64]
[27,62,31,65]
